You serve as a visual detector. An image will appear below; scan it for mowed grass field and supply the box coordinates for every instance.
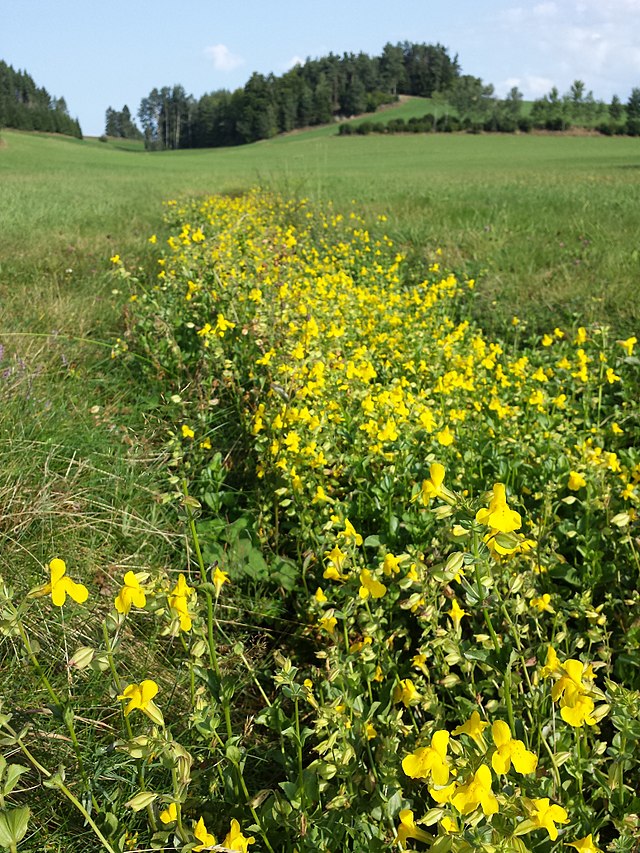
[2,127,640,339]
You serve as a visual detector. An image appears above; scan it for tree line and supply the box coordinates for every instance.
[339,81,640,137]
[125,43,460,149]
[0,60,82,137]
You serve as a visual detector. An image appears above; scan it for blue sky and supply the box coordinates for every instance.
[3,0,640,136]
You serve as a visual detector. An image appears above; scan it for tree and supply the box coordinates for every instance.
[0,60,82,137]
[380,43,406,96]
[609,95,623,121]
[138,88,163,148]
[235,73,278,142]
[503,86,523,118]
[105,107,118,136]
[570,80,585,108]
[312,74,333,124]
[627,87,640,119]
[626,87,640,135]
[445,75,495,121]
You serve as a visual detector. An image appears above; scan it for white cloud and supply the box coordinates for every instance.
[285,55,305,70]
[499,0,640,96]
[532,2,558,17]
[204,44,244,73]
[497,75,555,98]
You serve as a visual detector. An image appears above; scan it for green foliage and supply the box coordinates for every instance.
[0,60,82,137]
[136,42,457,149]
[104,105,142,140]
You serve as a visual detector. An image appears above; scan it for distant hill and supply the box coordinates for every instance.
[0,60,82,138]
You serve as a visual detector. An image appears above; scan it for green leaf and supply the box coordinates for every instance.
[3,764,29,796]
[125,791,158,811]
[0,807,30,846]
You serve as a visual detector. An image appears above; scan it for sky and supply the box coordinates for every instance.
[3,0,640,136]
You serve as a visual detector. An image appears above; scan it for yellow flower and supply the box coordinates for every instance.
[568,470,586,490]
[440,816,459,834]
[168,574,194,632]
[365,721,377,740]
[314,586,327,603]
[567,834,603,853]
[540,645,561,678]
[382,552,403,575]
[181,424,195,439]
[323,545,348,580]
[118,680,164,725]
[394,678,420,708]
[312,485,333,504]
[396,809,431,849]
[530,593,554,613]
[551,659,597,726]
[606,366,621,383]
[452,710,488,749]
[575,326,587,344]
[193,816,217,851]
[437,425,455,446]
[451,764,498,816]
[402,730,450,785]
[341,518,363,546]
[527,797,569,840]
[358,569,387,600]
[418,462,446,504]
[215,312,236,336]
[448,598,467,628]
[319,614,337,633]
[476,483,521,533]
[115,571,146,615]
[159,803,177,825]
[213,567,230,596]
[222,818,255,852]
[33,558,89,608]
[617,335,637,356]
[491,720,538,774]
[561,692,596,727]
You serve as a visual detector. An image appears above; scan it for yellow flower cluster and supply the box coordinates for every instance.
[136,190,636,562]
[401,715,544,837]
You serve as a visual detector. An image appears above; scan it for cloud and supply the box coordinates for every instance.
[499,0,640,95]
[497,75,555,98]
[532,2,558,17]
[285,55,305,70]
[204,44,244,73]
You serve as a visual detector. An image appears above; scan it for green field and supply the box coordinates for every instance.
[1,127,639,852]
[2,128,639,343]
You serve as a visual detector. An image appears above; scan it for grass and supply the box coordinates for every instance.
[2,128,639,341]
[0,126,639,850]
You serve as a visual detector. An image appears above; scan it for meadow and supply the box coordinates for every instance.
[0,127,639,852]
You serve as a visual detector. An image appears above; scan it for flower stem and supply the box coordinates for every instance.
[9,725,116,853]
[17,618,95,803]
